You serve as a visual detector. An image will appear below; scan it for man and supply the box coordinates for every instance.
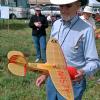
[95,11,100,22]
[80,6,96,31]
[29,5,48,63]
[36,0,100,100]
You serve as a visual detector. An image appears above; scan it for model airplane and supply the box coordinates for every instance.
[7,38,75,100]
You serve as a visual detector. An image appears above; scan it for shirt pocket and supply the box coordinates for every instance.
[71,35,84,59]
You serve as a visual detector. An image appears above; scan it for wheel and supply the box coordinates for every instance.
[10,14,16,19]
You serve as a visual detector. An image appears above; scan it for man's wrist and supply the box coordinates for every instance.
[79,69,85,76]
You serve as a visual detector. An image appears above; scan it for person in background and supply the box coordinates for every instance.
[47,14,57,26]
[47,14,52,25]
[36,0,100,100]
[29,5,48,63]
[95,11,100,84]
[80,6,96,31]
[95,11,100,22]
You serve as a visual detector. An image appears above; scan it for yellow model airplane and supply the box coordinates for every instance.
[7,38,74,100]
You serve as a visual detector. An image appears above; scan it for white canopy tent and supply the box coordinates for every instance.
[88,0,100,14]
[88,0,100,7]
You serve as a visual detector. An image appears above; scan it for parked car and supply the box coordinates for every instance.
[41,5,60,17]
[29,7,35,17]
[93,8,100,14]
[9,7,29,19]
[93,8,100,22]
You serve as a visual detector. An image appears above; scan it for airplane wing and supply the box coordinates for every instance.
[8,51,49,76]
[49,67,74,100]
[46,38,74,100]
[8,51,27,76]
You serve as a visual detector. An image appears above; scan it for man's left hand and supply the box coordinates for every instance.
[74,69,85,82]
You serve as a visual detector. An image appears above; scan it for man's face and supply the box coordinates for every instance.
[83,12,92,19]
[59,1,80,21]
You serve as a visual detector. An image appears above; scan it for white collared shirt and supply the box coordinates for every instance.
[50,15,100,77]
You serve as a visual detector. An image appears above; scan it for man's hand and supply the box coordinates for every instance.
[36,75,47,87]
[74,69,85,82]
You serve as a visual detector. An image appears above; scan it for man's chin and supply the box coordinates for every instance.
[62,16,71,21]
[61,15,75,21]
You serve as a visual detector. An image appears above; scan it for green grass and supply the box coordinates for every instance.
[0,19,100,100]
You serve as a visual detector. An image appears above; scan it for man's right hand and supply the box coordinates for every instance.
[36,75,47,87]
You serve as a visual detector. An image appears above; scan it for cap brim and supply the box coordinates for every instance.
[50,0,78,5]
[83,11,94,14]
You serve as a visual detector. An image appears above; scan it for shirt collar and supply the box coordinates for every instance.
[60,15,79,26]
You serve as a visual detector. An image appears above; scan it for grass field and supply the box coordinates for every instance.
[0,19,100,100]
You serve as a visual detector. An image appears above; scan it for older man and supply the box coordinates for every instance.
[80,6,96,31]
[36,0,100,100]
